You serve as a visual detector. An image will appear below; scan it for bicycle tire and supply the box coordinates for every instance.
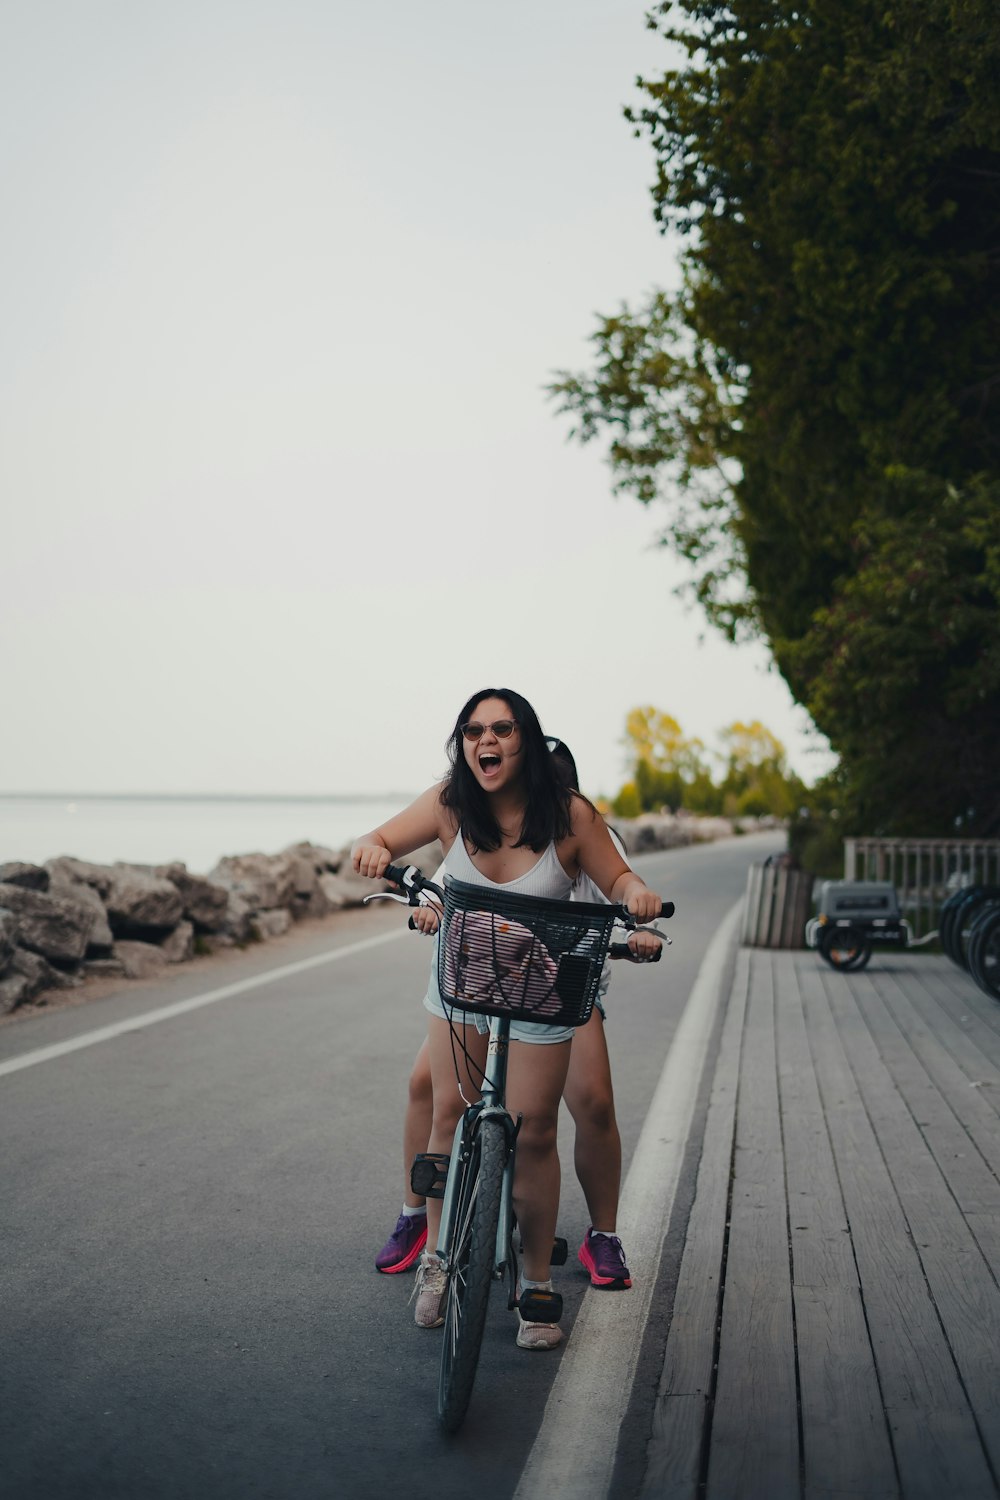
[938,888,969,965]
[438,1115,508,1434]
[956,888,1000,972]
[967,902,1000,999]
[819,925,872,972]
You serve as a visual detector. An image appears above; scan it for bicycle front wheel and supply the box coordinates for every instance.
[438,1114,508,1434]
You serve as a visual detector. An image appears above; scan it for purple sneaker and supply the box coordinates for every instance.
[578,1228,632,1290]
[375,1212,428,1274]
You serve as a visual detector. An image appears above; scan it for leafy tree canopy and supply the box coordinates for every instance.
[552,0,1000,835]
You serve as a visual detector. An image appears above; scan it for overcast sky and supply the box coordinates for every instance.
[2,0,834,801]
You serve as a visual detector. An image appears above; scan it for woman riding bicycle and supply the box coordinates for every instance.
[351,687,662,1351]
[374,736,660,1294]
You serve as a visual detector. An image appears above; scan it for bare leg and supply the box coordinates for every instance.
[563,1011,621,1231]
[506,1039,572,1282]
[424,1015,489,1252]
[402,1038,433,1208]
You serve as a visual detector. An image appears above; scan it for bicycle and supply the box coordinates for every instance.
[366,860,674,1433]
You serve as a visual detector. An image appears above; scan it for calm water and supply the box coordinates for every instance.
[0,794,413,875]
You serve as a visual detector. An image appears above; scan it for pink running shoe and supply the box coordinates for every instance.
[578,1228,632,1290]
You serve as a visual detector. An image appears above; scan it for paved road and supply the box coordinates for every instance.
[0,832,781,1499]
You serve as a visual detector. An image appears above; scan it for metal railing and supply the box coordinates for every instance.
[843,838,1000,940]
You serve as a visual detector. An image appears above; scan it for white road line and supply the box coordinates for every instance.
[0,928,408,1079]
[514,897,744,1500]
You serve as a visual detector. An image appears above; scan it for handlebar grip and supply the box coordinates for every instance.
[658,900,675,919]
[609,942,662,963]
[384,863,410,885]
[408,915,418,931]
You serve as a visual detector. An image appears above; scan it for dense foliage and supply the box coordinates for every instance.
[553,1,1000,835]
[610,707,802,820]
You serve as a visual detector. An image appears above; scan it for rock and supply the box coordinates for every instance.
[83,958,127,979]
[112,941,168,980]
[0,884,91,965]
[159,921,194,964]
[291,889,333,921]
[105,868,184,938]
[44,857,115,899]
[282,840,344,873]
[201,933,237,953]
[8,949,81,1002]
[0,862,50,891]
[208,853,297,913]
[250,908,292,941]
[316,869,377,907]
[155,865,229,932]
[0,907,18,968]
[46,877,114,955]
[217,890,252,943]
[0,972,32,1015]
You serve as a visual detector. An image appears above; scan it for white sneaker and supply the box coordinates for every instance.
[411,1253,447,1329]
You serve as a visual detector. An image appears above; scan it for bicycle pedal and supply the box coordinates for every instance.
[410,1152,450,1199]
[550,1236,568,1266]
[518,1289,563,1323]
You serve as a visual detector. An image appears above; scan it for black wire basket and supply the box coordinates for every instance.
[437,876,620,1028]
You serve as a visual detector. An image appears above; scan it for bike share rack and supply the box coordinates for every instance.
[937,883,1000,1000]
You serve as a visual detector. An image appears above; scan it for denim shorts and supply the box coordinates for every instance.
[422,940,574,1046]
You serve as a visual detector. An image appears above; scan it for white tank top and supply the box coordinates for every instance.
[443,829,574,900]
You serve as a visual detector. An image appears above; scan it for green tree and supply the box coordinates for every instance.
[717,720,801,820]
[552,1,1000,835]
[622,705,709,809]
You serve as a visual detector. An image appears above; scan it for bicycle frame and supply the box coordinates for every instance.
[436,1011,519,1297]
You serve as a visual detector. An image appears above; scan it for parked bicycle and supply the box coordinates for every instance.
[366,861,673,1432]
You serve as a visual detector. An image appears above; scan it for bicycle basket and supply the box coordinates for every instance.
[437,876,620,1028]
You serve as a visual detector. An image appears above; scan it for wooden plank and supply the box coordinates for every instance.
[794,1286,898,1500]
[911,954,1000,1098]
[818,967,1000,1487]
[641,948,751,1500]
[850,969,1000,1221]
[777,958,897,1498]
[881,968,1000,1144]
[798,963,994,1497]
[707,953,799,1500]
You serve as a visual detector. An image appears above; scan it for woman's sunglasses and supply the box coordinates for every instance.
[460,719,517,741]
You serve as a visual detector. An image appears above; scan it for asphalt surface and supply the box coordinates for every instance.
[0,831,781,1499]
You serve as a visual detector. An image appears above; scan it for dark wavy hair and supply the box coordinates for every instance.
[440,688,575,852]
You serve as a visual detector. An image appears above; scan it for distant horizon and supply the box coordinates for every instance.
[0,790,419,805]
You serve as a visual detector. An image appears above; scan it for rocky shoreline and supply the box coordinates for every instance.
[0,811,757,1016]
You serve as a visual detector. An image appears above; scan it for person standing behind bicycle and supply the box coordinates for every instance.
[351,688,662,1351]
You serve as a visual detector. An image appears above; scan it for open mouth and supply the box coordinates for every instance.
[479,753,502,776]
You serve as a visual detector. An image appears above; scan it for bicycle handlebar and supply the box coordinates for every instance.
[383,862,672,927]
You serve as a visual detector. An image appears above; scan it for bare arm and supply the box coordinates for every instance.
[572,797,662,922]
[351,784,452,880]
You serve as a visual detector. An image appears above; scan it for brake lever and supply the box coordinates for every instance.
[362,891,414,907]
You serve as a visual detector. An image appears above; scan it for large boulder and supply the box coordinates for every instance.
[0,862,49,891]
[44,857,115,900]
[0,884,91,965]
[112,941,168,980]
[159,920,194,964]
[250,908,292,941]
[208,853,297,913]
[155,864,229,932]
[0,972,32,1015]
[105,867,184,938]
[7,949,81,1003]
[45,877,114,955]
[0,906,18,968]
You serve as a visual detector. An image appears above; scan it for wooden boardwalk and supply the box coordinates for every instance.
[641,950,1000,1500]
